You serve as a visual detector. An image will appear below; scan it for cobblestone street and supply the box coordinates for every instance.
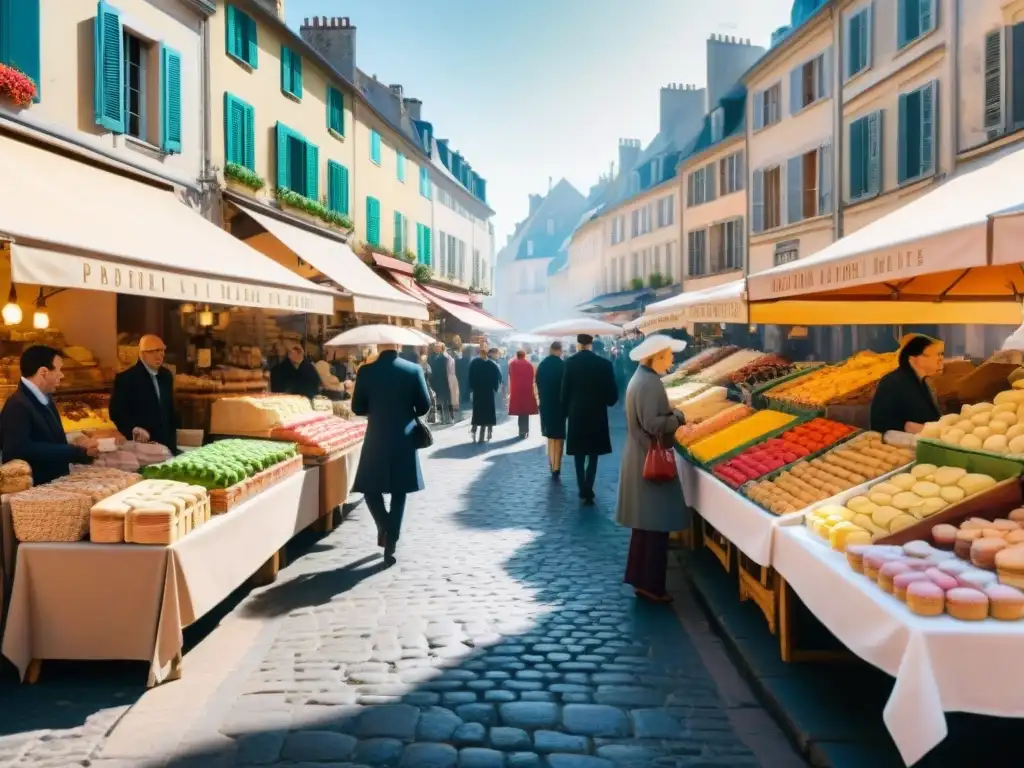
[2,409,804,768]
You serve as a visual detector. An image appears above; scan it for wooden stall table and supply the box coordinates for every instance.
[308,439,363,533]
[1,468,319,687]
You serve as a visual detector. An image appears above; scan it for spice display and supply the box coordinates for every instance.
[765,351,898,407]
[691,350,767,385]
[687,410,796,464]
[919,385,1024,454]
[664,346,738,382]
[728,355,793,386]
[142,439,297,489]
[674,403,754,447]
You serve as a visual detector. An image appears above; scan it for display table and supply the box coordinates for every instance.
[773,524,1024,766]
[307,439,363,532]
[1,468,319,687]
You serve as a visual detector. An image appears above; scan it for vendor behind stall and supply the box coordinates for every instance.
[0,345,98,484]
[110,334,178,453]
[869,334,944,435]
[270,342,321,401]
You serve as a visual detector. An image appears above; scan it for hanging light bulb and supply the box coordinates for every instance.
[1,284,22,326]
[32,288,49,330]
[198,305,214,327]
[179,302,196,314]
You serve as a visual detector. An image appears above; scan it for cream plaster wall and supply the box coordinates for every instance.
[8,0,205,184]
[681,136,747,281]
[597,182,682,295]
[432,188,475,286]
[565,221,604,309]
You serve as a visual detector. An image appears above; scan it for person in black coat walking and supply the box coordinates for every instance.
[428,345,453,424]
[270,342,321,401]
[0,346,98,485]
[350,345,432,566]
[468,346,501,443]
[535,341,566,477]
[109,335,178,452]
[561,334,619,504]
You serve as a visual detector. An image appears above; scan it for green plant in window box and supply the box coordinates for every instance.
[413,264,432,284]
[274,187,353,231]
[224,163,265,192]
[630,277,644,290]
[648,272,666,289]
[401,249,416,263]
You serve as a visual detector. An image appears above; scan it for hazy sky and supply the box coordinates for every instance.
[286,0,795,244]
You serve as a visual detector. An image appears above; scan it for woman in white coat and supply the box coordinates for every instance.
[615,334,690,602]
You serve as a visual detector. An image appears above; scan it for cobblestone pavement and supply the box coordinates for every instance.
[5,409,805,768]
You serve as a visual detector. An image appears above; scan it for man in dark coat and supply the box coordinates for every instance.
[561,334,619,504]
[270,342,321,401]
[468,345,501,443]
[455,347,472,411]
[110,334,178,452]
[428,344,453,424]
[0,346,97,485]
[535,341,566,477]
[350,345,431,566]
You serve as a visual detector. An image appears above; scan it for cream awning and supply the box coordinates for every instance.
[0,135,336,314]
[639,279,748,333]
[748,145,1024,302]
[241,208,428,321]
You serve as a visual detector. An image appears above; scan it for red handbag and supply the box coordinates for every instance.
[643,435,677,483]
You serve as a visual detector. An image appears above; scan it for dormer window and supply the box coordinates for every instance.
[710,108,725,143]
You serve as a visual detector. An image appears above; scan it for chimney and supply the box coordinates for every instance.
[403,97,422,122]
[659,83,705,136]
[255,0,284,19]
[529,194,544,216]
[706,33,766,107]
[389,84,403,108]
[618,138,641,175]
[300,16,357,83]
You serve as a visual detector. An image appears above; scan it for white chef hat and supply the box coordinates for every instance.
[628,334,687,362]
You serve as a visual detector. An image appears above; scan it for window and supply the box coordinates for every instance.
[224,93,256,171]
[774,240,800,266]
[710,108,725,143]
[546,218,555,235]
[849,111,882,201]
[472,249,481,286]
[719,151,745,195]
[457,240,466,282]
[526,239,534,257]
[419,166,432,199]
[898,81,937,183]
[652,245,661,277]
[438,230,447,274]
[790,50,831,113]
[786,144,833,224]
[631,252,640,279]
[393,211,407,253]
[709,218,744,272]
[846,6,872,79]
[687,230,708,276]
[664,241,674,282]
[618,257,625,290]
[983,24,1024,137]
[610,214,626,245]
[396,152,406,183]
[687,163,717,206]
[656,195,674,228]
[752,165,782,232]
[416,223,432,265]
[275,122,319,199]
[447,235,458,277]
[370,129,381,165]
[0,0,41,88]
[631,209,640,238]
[753,83,781,130]
[327,160,349,214]
[327,87,344,136]
[280,46,302,99]
[226,4,258,68]
[122,32,149,140]
[365,196,381,246]
[898,0,936,50]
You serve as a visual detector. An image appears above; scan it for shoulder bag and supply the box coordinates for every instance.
[412,416,434,450]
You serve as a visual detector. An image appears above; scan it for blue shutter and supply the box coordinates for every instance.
[867,110,882,197]
[863,7,873,72]
[920,0,935,36]
[327,161,349,214]
[245,13,258,67]
[305,141,318,200]
[789,66,802,114]
[898,92,909,182]
[370,130,381,164]
[818,143,833,214]
[423,225,432,266]
[753,91,764,130]
[921,80,936,175]
[394,211,404,252]
[224,92,241,166]
[292,52,302,97]
[93,1,124,133]
[751,169,764,233]
[280,46,291,94]
[160,45,182,154]
[396,153,405,182]
[706,163,717,201]
[845,12,858,79]
[897,0,907,47]
[226,4,238,58]
[276,121,291,189]
[0,0,41,98]
[820,46,833,98]
[786,155,803,224]
[849,118,865,199]
[366,197,380,246]
[243,101,255,171]
[327,87,343,134]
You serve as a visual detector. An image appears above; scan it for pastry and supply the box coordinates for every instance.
[893,571,932,602]
[846,544,870,573]
[906,580,945,616]
[994,546,1024,590]
[945,587,989,621]
[984,584,1024,620]
[992,519,1021,532]
[937,560,973,577]
[960,517,991,530]
[971,537,1007,569]
[1006,529,1024,545]
[863,548,901,580]
[931,524,958,549]
[923,568,959,591]
[877,560,912,593]
[983,527,1008,538]
[1008,508,1024,525]
[959,570,999,590]
[922,550,958,566]
[955,529,983,559]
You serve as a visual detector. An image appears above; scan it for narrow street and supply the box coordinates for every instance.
[3,408,804,768]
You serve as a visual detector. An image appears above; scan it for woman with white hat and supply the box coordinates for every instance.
[615,334,689,602]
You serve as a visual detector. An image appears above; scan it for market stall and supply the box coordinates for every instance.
[637,279,748,335]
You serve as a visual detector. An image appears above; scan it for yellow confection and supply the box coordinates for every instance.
[889,514,917,533]
[762,351,897,407]
[846,496,874,513]
[829,522,861,552]
[958,473,997,495]
[888,474,917,491]
[910,482,940,498]
[871,506,901,529]
[845,529,872,548]
[688,410,796,463]
[933,467,967,486]
[911,464,938,479]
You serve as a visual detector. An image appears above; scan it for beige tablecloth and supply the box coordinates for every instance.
[2,467,319,686]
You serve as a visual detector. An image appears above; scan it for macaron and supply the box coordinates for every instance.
[946,587,989,621]
[906,580,945,616]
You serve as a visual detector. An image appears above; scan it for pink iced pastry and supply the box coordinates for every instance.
[945,587,989,621]
[903,541,934,558]
[924,568,959,591]
[931,523,958,548]
[937,560,973,577]
[984,584,1024,620]
[958,570,999,590]
[877,560,912,593]
[893,572,932,602]
[906,580,945,616]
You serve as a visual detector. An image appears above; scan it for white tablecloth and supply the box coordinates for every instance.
[773,525,1024,765]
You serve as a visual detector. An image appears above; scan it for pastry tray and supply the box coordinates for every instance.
[210,454,303,513]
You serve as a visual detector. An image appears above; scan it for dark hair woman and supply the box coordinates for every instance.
[869,334,944,435]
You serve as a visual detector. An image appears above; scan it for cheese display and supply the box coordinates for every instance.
[712,419,856,489]
[842,540,1024,621]
[691,350,767,385]
[686,409,796,464]
[270,414,367,456]
[674,403,754,447]
[918,384,1024,454]
[674,387,730,422]
[0,459,31,494]
[744,432,914,515]
[210,394,314,436]
[90,479,210,544]
[765,351,898,408]
[58,393,115,432]
[804,465,997,549]
[142,439,297,489]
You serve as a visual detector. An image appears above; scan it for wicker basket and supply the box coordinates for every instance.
[10,488,92,542]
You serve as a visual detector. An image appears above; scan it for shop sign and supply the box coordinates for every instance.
[680,300,745,322]
[766,247,925,297]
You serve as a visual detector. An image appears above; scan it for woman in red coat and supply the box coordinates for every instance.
[508,349,539,439]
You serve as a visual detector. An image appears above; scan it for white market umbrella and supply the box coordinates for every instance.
[326,324,436,347]
[528,318,624,337]
[505,332,548,344]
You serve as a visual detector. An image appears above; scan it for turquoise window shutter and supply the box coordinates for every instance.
[245,13,258,67]
[226,4,238,57]
[423,226,432,266]
[393,211,403,252]
[305,142,318,200]
[370,130,381,164]
[243,101,255,170]
[275,122,291,189]
[280,45,291,93]
[337,164,350,214]
[849,117,865,199]
[366,197,380,246]
[160,45,182,154]
[327,87,344,134]
[786,156,803,224]
[224,92,240,165]
[921,81,936,175]
[293,52,302,97]
[93,1,124,133]
[328,161,348,213]
[898,92,909,182]
[0,0,41,98]
[397,153,406,182]
[866,110,882,197]
[415,224,423,263]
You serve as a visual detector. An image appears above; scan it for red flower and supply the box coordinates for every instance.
[0,64,37,107]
